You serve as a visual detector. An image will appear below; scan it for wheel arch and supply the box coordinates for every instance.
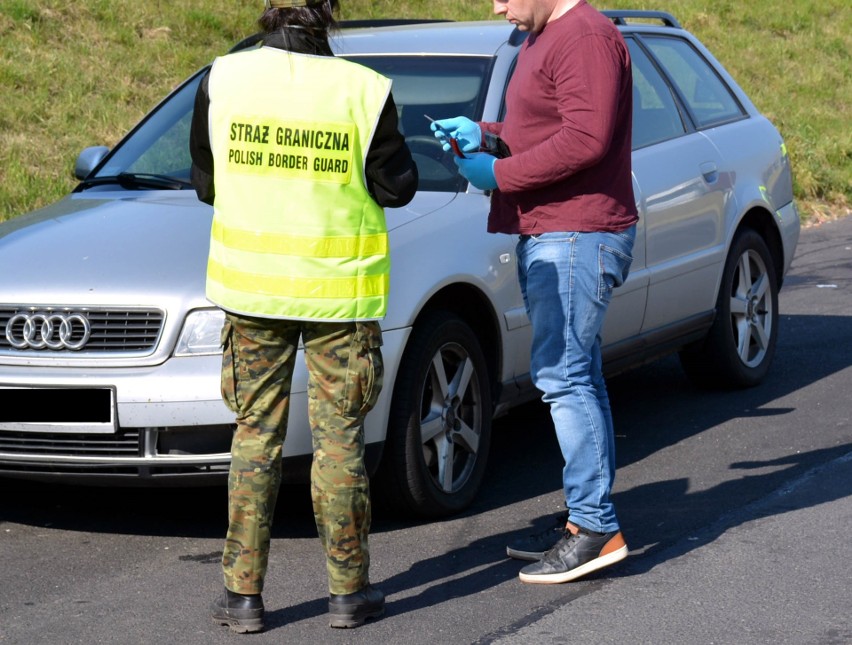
[410,283,503,411]
[735,206,785,287]
[373,290,500,517]
[680,221,780,389]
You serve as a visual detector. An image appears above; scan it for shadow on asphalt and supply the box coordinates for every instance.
[1,313,850,572]
[610,442,852,581]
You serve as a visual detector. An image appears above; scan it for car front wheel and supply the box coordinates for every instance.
[680,228,779,388]
[375,311,492,518]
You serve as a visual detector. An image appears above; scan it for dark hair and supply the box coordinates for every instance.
[259,1,339,35]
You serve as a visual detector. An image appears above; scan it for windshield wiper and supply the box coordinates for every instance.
[76,172,192,191]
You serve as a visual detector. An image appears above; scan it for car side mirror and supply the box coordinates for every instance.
[74,146,110,180]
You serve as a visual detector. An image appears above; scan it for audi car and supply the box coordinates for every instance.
[0,13,800,518]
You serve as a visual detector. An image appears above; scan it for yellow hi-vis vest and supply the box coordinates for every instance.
[205,47,392,321]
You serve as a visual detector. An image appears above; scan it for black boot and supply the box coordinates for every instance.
[211,587,264,633]
[328,584,385,628]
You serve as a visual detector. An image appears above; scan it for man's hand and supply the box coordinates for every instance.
[430,116,482,153]
[455,153,498,190]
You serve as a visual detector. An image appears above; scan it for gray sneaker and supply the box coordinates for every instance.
[518,522,628,584]
[506,512,568,561]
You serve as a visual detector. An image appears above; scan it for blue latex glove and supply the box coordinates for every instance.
[429,116,482,154]
[455,152,498,190]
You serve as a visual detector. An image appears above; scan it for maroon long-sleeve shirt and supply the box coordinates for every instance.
[483,0,638,234]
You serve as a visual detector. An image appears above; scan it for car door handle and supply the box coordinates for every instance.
[700,162,718,183]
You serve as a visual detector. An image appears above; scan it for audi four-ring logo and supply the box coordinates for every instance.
[5,312,92,350]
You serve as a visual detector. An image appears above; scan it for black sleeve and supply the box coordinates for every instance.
[189,71,215,206]
[365,93,418,208]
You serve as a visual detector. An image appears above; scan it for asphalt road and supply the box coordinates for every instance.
[1,217,851,645]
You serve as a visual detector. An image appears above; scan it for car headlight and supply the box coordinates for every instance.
[174,308,226,356]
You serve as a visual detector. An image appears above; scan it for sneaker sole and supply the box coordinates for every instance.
[328,606,385,629]
[518,544,628,584]
[506,547,547,561]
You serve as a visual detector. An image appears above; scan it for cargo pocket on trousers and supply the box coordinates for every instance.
[220,317,239,413]
[339,322,384,419]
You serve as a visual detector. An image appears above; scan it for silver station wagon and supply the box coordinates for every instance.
[0,12,800,517]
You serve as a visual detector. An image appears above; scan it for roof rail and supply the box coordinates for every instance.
[602,10,681,29]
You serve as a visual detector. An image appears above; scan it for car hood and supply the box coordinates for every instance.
[0,188,456,307]
[0,192,212,307]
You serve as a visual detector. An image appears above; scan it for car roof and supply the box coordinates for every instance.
[332,20,520,57]
[330,11,683,56]
[231,12,685,59]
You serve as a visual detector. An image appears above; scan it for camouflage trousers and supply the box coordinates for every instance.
[219,313,383,596]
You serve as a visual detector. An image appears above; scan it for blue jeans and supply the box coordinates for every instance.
[517,227,635,534]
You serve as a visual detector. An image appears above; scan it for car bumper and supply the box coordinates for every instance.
[0,353,235,481]
[0,327,408,483]
[776,199,801,278]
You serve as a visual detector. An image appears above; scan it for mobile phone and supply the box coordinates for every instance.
[424,114,466,159]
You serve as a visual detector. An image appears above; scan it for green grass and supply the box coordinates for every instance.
[1,0,849,223]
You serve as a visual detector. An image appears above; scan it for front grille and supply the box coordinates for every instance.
[0,306,164,354]
[0,427,232,481]
[0,429,141,457]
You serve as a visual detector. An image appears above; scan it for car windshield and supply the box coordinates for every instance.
[345,54,492,191]
[92,71,204,186]
[88,53,492,194]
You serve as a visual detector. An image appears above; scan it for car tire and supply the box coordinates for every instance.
[679,228,779,389]
[375,310,492,518]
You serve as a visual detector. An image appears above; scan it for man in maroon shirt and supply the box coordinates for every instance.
[432,0,638,584]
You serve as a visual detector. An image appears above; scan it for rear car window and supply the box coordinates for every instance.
[627,38,686,149]
[644,36,745,129]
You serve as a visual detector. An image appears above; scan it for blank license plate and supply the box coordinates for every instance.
[0,387,116,433]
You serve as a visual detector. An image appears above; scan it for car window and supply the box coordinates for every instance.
[96,54,493,194]
[643,36,745,129]
[345,55,493,192]
[626,39,686,149]
[96,73,203,182]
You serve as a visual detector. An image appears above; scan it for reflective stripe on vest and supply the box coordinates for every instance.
[205,47,392,321]
[210,218,388,258]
